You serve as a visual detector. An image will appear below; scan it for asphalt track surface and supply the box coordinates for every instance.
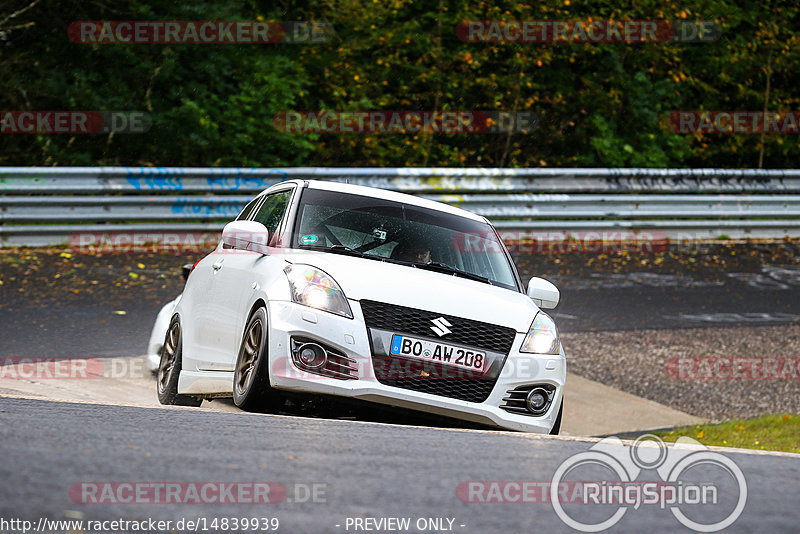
[1,397,798,533]
[2,245,800,359]
[2,270,800,359]
[2,246,800,532]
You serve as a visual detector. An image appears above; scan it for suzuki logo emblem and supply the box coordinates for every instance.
[430,317,452,337]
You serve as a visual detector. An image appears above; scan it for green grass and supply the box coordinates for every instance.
[654,414,800,454]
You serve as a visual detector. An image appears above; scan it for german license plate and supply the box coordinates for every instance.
[389,334,486,372]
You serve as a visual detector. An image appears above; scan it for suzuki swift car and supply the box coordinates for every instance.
[156,180,566,434]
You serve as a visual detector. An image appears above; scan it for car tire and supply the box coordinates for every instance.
[157,317,202,407]
[233,307,284,413]
[549,399,563,435]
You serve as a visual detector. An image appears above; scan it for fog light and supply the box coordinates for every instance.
[526,387,549,414]
[296,343,327,370]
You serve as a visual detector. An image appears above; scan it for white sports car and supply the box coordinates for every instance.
[154,179,566,434]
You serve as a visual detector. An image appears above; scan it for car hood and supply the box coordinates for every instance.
[281,250,539,332]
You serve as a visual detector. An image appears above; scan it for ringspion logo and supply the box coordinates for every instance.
[550,435,746,532]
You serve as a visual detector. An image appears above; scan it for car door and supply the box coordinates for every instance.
[201,186,296,371]
[190,194,267,369]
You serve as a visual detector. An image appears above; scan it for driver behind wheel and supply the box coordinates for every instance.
[391,242,431,263]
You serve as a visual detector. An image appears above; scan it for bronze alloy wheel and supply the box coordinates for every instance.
[156,316,202,407]
[235,318,263,397]
[158,322,180,395]
[232,307,284,412]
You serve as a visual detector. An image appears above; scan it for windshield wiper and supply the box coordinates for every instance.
[329,244,363,255]
[301,244,384,260]
[412,261,493,285]
[298,246,492,284]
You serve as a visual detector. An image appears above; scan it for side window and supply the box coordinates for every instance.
[236,196,263,221]
[252,189,292,234]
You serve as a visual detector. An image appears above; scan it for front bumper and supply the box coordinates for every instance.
[267,300,566,433]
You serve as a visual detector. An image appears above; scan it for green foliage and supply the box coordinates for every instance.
[655,414,800,454]
[1,0,798,167]
[0,0,314,166]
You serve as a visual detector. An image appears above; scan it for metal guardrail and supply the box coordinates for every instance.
[2,167,800,246]
[3,166,800,193]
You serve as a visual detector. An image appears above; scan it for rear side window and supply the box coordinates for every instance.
[252,189,292,233]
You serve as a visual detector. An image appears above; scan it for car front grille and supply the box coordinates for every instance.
[360,300,517,354]
[374,374,497,403]
[361,300,517,403]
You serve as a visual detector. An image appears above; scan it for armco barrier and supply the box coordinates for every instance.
[2,167,800,246]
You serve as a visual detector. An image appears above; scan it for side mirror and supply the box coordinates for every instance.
[527,277,560,309]
[221,220,271,254]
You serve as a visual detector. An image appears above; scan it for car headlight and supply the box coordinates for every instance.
[520,312,560,354]
[283,264,353,319]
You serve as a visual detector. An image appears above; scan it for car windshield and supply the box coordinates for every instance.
[291,187,520,291]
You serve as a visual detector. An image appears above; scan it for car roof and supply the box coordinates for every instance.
[269,179,487,223]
